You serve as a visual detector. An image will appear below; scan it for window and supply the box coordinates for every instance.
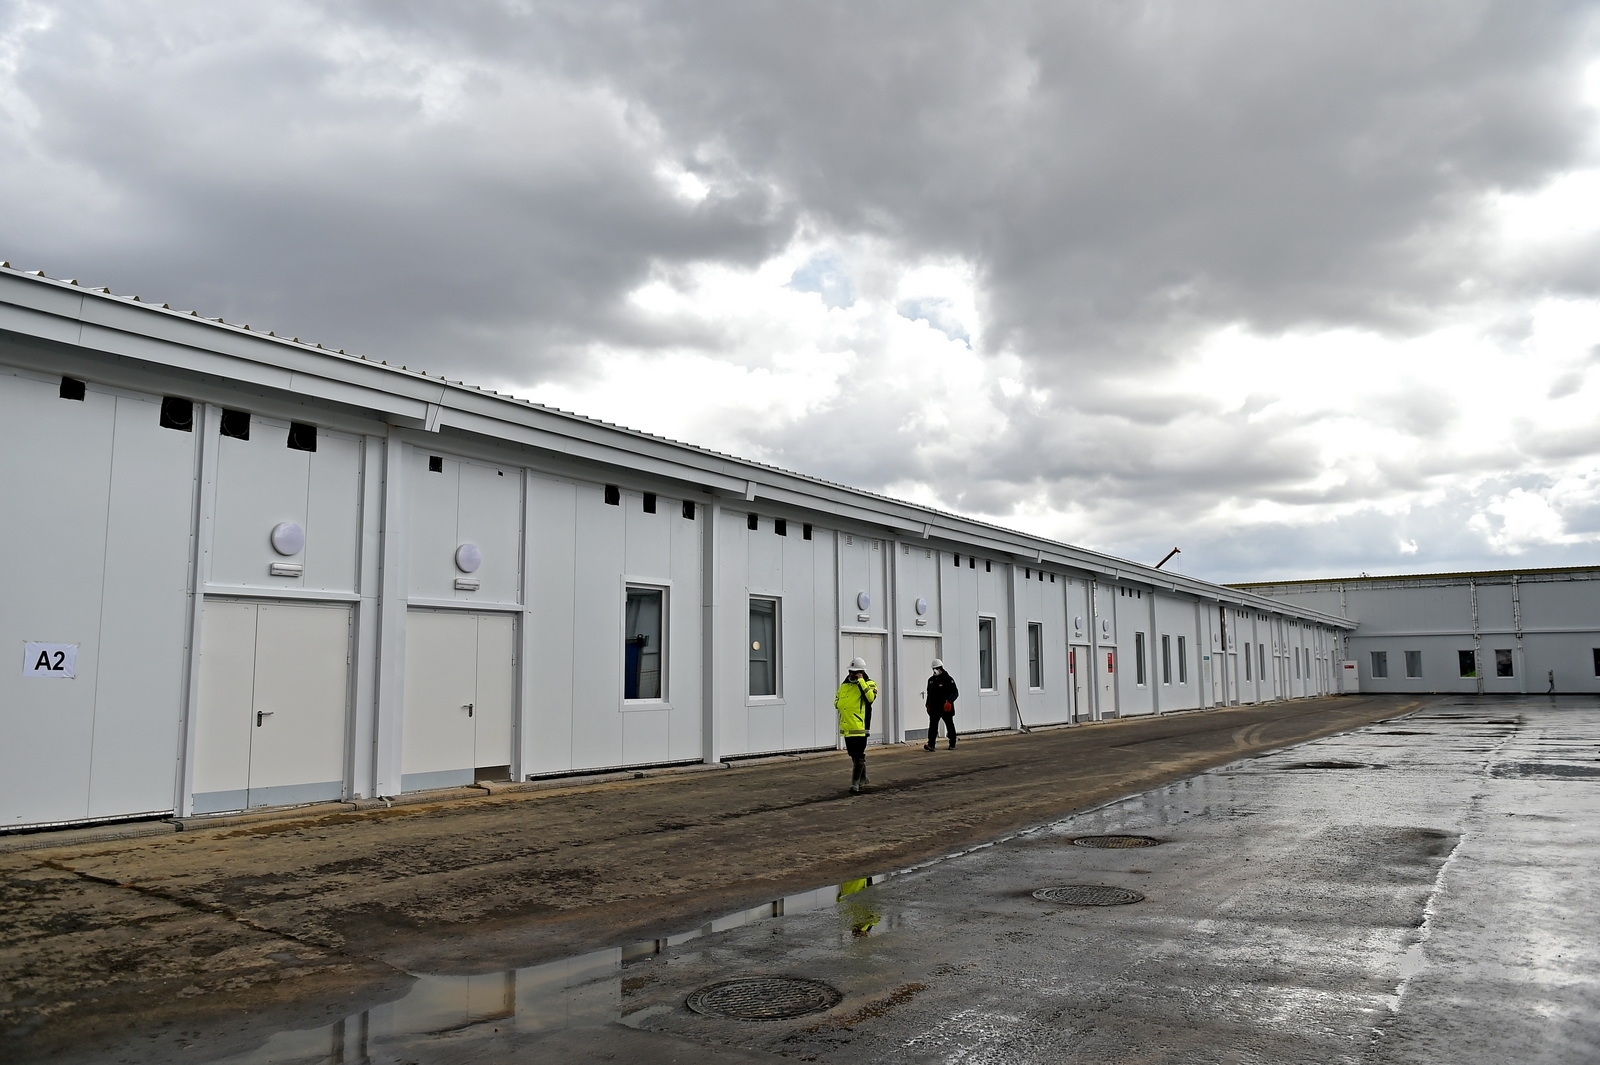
[1258,644,1266,678]
[774,519,787,536]
[682,500,696,520]
[642,492,656,514]
[953,554,960,567]
[969,557,975,569]
[624,588,665,700]
[1404,651,1422,679]
[1294,650,1301,679]
[1177,636,1188,683]
[985,560,991,572]
[286,421,316,452]
[1458,650,1476,677]
[747,513,759,531]
[1593,648,1600,677]
[1135,633,1147,685]
[748,598,779,697]
[1244,647,1251,680]
[1028,623,1043,689]
[978,618,996,690]
[1161,635,1172,684]
[220,409,250,440]
[59,376,86,400]
[802,524,812,540]
[160,397,194,432]
[1495,649,1514,678]
[605,485,620,505]
[1370,651,1389,679]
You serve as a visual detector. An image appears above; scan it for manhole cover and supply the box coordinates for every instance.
[1281,760,1372,770]
[686,977,843,1021]
[1033,884,1145,906]
[1070,834,1160,849]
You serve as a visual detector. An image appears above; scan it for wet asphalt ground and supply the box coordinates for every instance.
[182,695,1600,1064]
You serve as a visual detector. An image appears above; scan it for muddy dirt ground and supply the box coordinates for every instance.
[0,695,1420,1062]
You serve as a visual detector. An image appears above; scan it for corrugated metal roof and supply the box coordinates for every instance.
[1233,564,1600,591]
[0,261,1357,627]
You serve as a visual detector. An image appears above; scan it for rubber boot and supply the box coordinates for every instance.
[850,757,865,793]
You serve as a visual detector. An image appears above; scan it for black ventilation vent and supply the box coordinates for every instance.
[220,409,250,440]
[774,519,787,536]
[59,377,86,401]
[953,554,960,567]
[802,523,812,540]
[643,492,657,514]
[159,397,194,432]
[428,455,443,473]
[682,500,696,520]
[604,485,620,505]
[747,514,759,531]
[286,422,317,452]
[985,560,991,572]
[969,557,975,569]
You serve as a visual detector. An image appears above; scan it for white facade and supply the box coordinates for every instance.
[1238,569,1600,695]
[0,266,1352,831]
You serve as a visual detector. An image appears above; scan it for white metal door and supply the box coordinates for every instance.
[403,610,479,789]
[839,633,886,742]
[473,613,516,772]
[193,600,259,811]
[1070,644,1089,721]
[900,636,940,735]
[248,602,350,804]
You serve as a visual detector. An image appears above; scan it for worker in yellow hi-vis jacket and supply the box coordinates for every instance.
[836,658,878,794]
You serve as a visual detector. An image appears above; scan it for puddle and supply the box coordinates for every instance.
[203,878,888,1064]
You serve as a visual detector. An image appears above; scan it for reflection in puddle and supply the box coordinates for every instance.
[209,879,884,1064]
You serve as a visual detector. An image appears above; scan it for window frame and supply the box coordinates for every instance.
[1404,650,1422,679]
[622,583,669,705]
[1027,622,1044,690]
[747,595,782,700]
[1135,632,1147,687]
[1459,649,1477,678]
[1177,635,1188,684]
[1160,634,1172,685]
[978,616,997,691]
[1494,648,1514,678]
[1370,650,1389,679]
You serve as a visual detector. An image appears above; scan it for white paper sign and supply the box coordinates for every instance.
[23,643,78,679]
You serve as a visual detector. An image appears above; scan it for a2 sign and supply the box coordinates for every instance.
[22,643,78,679]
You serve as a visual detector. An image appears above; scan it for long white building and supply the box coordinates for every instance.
[1,265,1352,832]
[1237,567,1600,695]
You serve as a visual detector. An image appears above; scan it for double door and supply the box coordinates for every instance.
[402,610,515,791]
[194,599,351,813]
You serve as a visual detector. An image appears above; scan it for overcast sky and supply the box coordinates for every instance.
[5,1,1599,581]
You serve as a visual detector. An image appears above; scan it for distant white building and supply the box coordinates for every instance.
[1,265,1352,832]
[1235,567,1600,695]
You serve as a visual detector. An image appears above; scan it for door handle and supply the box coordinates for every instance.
[256,710,275,727]
[462,702,474,718]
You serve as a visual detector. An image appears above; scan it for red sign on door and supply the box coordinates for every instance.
[1106,651,1115,673]
[1069,649,1076,673]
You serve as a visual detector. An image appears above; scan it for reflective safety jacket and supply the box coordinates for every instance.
[835,677,878,738]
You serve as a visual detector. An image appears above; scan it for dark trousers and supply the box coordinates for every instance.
[845,735,868,788]
[927,710,957,744]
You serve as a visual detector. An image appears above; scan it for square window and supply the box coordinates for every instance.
[286,421,316,451]
[682,500,696,520]
[59,376,86,400]
[160,397,194,432]
[979,618,996,690]
[1592,648,1600,677]
[220,409,250,440]
[604,485,620,506]
[1458,650,1476,678]
[624,587,665,700]
[747,513,759,531]
[802,523,812,540]
[749,598,780,697]
[1135,632,1147,686]
[1028,623,1043,689]
[1370,651,1389,679]
[774,519,787,536]
[643,492,656,514]
[428,455,444,473]
[1495,649,1514,678]
[1404,650,1422,678]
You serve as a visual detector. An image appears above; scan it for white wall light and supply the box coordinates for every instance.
[857,591,871,611]
[455,543,483,573]
[915,597,928,616]
[270,521,305,556]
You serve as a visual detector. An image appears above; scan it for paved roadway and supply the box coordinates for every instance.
[5,695,1597,1062]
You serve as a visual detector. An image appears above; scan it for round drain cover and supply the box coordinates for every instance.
[1283,760,1370,770]
[1033,884,1145,906]
[1070,834,1160,849]
[686,977,843,1021]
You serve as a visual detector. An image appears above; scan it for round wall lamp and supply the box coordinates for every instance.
[915,597,929,616]
[270,521,305,556]
[857,591,871,611]
[455,543,483,573]
[1074,615,1085,631]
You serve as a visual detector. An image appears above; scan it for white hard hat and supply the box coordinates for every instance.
[849,657,867,670]
[930,659,944,670]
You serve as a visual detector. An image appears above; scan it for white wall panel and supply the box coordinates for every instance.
[571,485,627,768]
[302,431,363,592]
[524,476,577,775]
[409,452,521,605]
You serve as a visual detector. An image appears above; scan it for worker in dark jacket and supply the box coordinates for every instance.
[923,659,959,750]
[836,658,878,794]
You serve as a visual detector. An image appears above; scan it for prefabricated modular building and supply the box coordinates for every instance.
[0,265,1354,832]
